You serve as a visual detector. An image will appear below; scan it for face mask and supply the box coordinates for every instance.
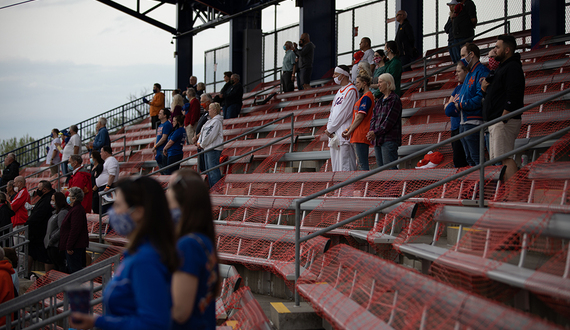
[153,88,157,93]
[170,208,181,224]
[36,189,44,197]
[283,45,287,50]
[66,196,72,205]
[374,58,381,64]
[14,187,19,193]
[108,207,136,236]
[50,201,56,208]
[200,103,208,109]
[299,40,304,46]
[68,164,74,172]
[334,76,343,85]
[90,158,94,165]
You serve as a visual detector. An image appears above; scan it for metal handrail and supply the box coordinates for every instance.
[293,86,570,306]
[95,112,297,243]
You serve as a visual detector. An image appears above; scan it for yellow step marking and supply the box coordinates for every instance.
[271,302,291,313]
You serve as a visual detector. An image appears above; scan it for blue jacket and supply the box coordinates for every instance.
[94,242,172,330]
[93,127,111,152]
[445,84,463,131]
[456,61,489,123]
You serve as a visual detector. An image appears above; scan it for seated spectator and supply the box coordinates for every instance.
[90,151,104,214]
[170,94,185,124]
[68,154,93,213]
[370,50,388,96]
[59,187,88,274]
[70,177,177,330]
[342,75,375,171]
[46,129,62,177]
[163,115,187,175]
[0,247,15,326]
[444,59,469,167]
[90,118,111,153]
[44,192,69,273]
[381,41,403,97]
[167,170,220,328]
[367,73,402,169]
[0,193,14,238]
[1,153,19,191]
[26,180,55,273]
[197,103,224,188]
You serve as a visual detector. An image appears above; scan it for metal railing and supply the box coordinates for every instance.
[0,254,120,330]
[293,86,570,306]
[95,112,297,243]
[0,225,29,279]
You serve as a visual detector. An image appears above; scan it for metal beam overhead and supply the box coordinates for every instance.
[96,0,176,34]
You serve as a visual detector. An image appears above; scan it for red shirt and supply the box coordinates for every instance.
[350,91,375,145]
[68,167,93,213]
[184,98,200,127]
[11,187,29,227]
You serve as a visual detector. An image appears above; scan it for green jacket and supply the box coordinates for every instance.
[382,56,402,97]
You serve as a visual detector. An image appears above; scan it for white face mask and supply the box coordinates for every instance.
[14,186,19,193]
[334,76,343,85]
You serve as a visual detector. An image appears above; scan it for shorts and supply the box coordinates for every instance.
[488,119,522,160]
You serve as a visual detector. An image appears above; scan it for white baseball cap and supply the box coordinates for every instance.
[447,0,460,5]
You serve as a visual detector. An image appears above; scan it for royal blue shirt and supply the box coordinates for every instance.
[167,127,187,157]
[171,233,218,330]
[94,243,172,330]
[156,121,173,153]
[445,84,463,131]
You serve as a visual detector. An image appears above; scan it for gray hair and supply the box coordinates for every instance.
[231,73,240,81]
[187,87,196,98]
[69,154,82,164]
[70,125,78,133]
[201,93,213,102]
[6,153,15,161]
[285,41,293,48]
[68,186,84,202]
[99,117,107,126]
[378,73,396,91]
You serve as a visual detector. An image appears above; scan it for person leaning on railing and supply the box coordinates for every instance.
[70,176,178,330]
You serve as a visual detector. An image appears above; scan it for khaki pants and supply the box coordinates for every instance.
[185,124,196,144]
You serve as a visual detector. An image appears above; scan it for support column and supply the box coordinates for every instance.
[531,0,565,47]
[230,10,262,91]
[176,2,194,90]
[299,0,336,81]
[397,0,423,57]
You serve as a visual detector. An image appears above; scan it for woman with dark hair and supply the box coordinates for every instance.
[90,151,104,214]
[58,187,88,274]
[163,115,187,175]
[370,49,388,97]
[44,192,70,272]
[383,41,403,96]
[71,176,178,330]
[167,169,220,329]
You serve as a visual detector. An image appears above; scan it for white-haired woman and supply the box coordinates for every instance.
[366,73,402,170]
[197,102,224,188]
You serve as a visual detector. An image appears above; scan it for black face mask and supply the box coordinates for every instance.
[359,88,364,94]
[36,189,44,197]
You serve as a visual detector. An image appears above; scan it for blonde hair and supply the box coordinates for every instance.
[171,94,185,109]
[378,73,396,91]
[357,61,372,78]
[210,102,222,114]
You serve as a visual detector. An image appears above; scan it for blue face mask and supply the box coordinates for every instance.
[170,208,181,224]
[283,45,287,50]
[68,163,74,172]
[90,158,94,165]
[66,196,72,205]
[108,207,136,236]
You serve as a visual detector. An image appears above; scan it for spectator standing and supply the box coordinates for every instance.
[183,88,200,144]
[90,151,104,214]
[395,10,416,71]
[196,82,205,98]
[11,176,29,229]
[5,181,15,202]
[281,41,297,93]
[194,94,213,173]
[91,118,111,153]
[482,35,525,181]
[0,193,14,238]
[216,71,233,107]
[167,170,220,329]
[59,187,88,274]
[448,43,489,166]
[3,247,19,295]
[1,153,19,190]
[70,177,178,330]
[359,37,376,72]
[61,125,81,179]
[223,74,244,119]
[46,129,62,177]
[0,248,15,327]
[324,65,358,172]
[170,94,185,124]
[143,83,165,130]
[44,192,69,273]
[367,73,402,169]
[444,3,458,63]
[152,109,173,171]
[163,115,187,175]
[370,50,388,96]
[189,76,198,91]
[351,51,365,83]
[444,59,469,167]
[383,41,403,97]
[96,146,119,214]
[197,103,224,188]
[342,75,375,171]
[26,180,55,273]
[68,154,93,213]
[448,0,477,63]
[294,33,316,90]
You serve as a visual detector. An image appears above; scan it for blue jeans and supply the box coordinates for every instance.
[374,140,399,170]
[353,143,370,171]
[449,37,469,63]
[224,104,241,119]
[204,149,222,188]
[166,153,183,175]
[460,124,481,166]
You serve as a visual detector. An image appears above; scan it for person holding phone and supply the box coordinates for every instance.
[70,176,178,330]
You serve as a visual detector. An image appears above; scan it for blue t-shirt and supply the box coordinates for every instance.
[171,233,218,330]
[167,127,187,157]
[445,84,463,131]
[156,121,173,153]
[94,243,172,330]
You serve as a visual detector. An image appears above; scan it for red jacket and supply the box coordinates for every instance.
[68,167,92,213]
[0,259,15,326]
[11,187,30,227]
[59,203,89,251]
[184,98,200,127]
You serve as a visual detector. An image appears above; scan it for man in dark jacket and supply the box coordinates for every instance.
[395,10,416,71]
[0,154,19,191]
[448,0,477,63]
[482,34,525,181]
[26,180,54,273]
[224,74,244,119]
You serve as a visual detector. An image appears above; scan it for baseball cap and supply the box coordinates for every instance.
[447,0,460,5]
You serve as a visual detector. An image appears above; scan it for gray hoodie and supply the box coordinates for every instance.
[198,114,224,151]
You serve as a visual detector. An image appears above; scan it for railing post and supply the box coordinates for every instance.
[123,137,126,160]
[294,200,301,307]
[99,192,104,243]
[479,128,485,208]
[423,57,428,91]
[122,105,126,128]
[290,115,295,153]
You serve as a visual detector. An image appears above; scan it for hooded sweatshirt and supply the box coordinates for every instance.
[482,53,525,121]
[198,114,224,151]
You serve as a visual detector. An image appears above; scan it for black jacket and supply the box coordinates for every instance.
[482,53,525,121]
[225,82,244,107]
[395,19,415,58]
[26,189,55,243]
[0,203,15,233]
[1,160,20,184]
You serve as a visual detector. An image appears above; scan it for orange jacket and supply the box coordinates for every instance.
[149,92,165,117]
[350,91,375,145]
